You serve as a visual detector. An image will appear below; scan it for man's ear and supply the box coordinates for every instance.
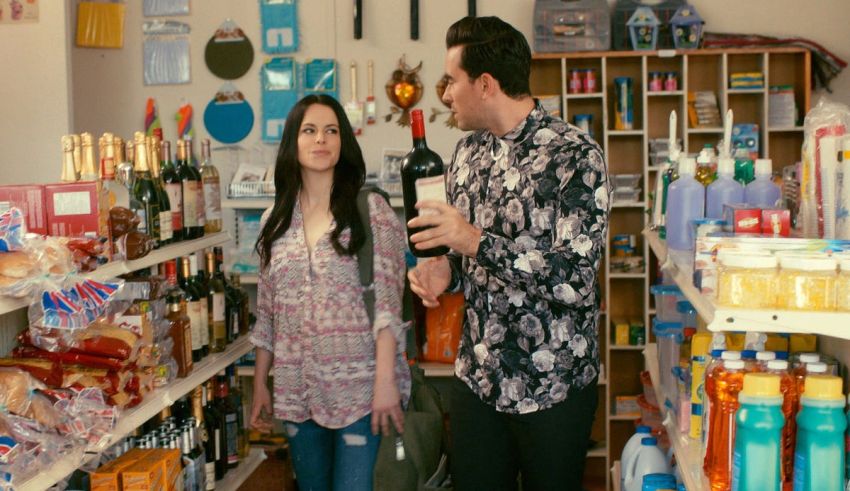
[479,73,500,98]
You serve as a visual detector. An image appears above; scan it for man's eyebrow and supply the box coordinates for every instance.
[443,74,453,81]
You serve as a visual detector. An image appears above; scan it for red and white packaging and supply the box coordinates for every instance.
[0,185,47,235]
[45,182,104,238]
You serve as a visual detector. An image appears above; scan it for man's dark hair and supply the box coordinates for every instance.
[446,16,531,98]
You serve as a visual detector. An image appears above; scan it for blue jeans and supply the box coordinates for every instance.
[284,415,381,491]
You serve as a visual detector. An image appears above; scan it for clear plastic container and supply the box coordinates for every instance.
[835,257,850,311]
[533,0,611,52]
[717,252,778,308]
[676,300,697,330]
[650,284,683,323]
[611,173,642,189]
[776,254,837,311]
[654,319,683,408]
[613,187,641,203]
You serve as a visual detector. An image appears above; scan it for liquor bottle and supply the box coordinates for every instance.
[160,140,184,242]
[186,419,208,491]
[165,259,193,378]
[226,365,249,459]
[216,248,236,343]
[180,257,204,363]
[190,253,211,357]
[229,273,250,336]
[192,386,217,490]
[205,251,227,352]
[181,427,199,491]
[60,135,77,182]
[200,139,222,233]
[172,395,190,423]
[131,132,161,248]
[187,138,207,232]
[79,132,99,181]
[149,136,174,246]
[400,108,449,257]
[100,132,130,209]
[204,380,227,480]
[177,139,204,239]
[215,373,240,469]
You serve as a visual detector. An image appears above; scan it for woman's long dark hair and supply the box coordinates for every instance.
[255,94,367,268]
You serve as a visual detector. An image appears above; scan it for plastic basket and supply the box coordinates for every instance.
[228,181,275,198]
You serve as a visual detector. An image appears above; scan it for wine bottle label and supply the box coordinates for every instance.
[204,462,216,490]
[203,179,222,220]
[188,301,203,351]
[196,186,206,227]
[214,428,221,459]
[415,175,448,216]
[183,181,199,228]
[200,298,210,347]
[212,292,225,322]
[182,457,196,491]
[165,182,183,231]
[135,208,147,234]
[226,417,239,464]
[159,210,173,241]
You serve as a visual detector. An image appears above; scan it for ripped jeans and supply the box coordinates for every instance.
[283,414,380,491]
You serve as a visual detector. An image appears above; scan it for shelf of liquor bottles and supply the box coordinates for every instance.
[16,335,253,491]
[0,232,232,317]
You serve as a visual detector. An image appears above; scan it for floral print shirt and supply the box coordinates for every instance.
[448,101,609,414]
[250,193,411,428]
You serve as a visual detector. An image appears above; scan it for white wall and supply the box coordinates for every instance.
[0,2,73,185]
[1,0,849,184]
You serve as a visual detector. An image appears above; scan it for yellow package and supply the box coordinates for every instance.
[765,334,789,354]
[613,319,630,346]
[726,332,745,351]
[789,333,817,354]
[76,2,125,49]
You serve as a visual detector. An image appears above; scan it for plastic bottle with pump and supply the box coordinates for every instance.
[621,425,653,490]
[765,359,798,491]
[665,156,705,251]
[745,158,781,207]
[705,358,745,491]
[706,156,745,219]
[651,111,681,239]
[731,373,784,491]
[793,375,846,491]
[696,144,718,186]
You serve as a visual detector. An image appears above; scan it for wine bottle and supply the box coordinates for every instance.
[190,253,211,357]
[161,140,184,242]
[131,132,161,248]
[149,135,174,246]
[215,372,240,469]
[400,109,449,257]
[205,251,227,353]
[177,139,203,239]
[229,273,250,336]
[204,380,227,480]
[180,257,204,363]
[187,137,207,232]
[192,386,217,490]
[164,259,193,378]
[100,132,130,209]
[181,426,199,491]
[200,139,223,233]
[226,365,249,459]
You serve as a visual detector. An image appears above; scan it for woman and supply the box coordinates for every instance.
[249,94,411,490]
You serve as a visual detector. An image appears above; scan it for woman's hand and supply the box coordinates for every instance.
[250,383,274,433]
[408,256,451,308]
[372,375,404,436]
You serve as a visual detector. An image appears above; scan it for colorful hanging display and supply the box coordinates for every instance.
[384,56,423,127]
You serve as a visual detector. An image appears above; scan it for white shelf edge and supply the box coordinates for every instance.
[566,92,604,99]
[727,88,766,94]
[687,128,724,134]
[643,344,708,491]
[587,443,607,458]
[608,130,644,136]
[16,335,253,491]
[612,201,646,208]
[609,272,647,279]
[420,362,455,378]
[768,126,804,132]
[217,448,268,489]
[647,91,684,96]
[610,344,647,351]
[0,233,233,317]
[610,414,639,421]
[222,198,274,209]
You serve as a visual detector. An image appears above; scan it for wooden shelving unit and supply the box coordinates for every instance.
[531,46,809,490]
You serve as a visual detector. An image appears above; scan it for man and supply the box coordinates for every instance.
[407,16,610,491]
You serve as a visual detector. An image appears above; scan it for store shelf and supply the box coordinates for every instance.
[16,335,253,491]
[610,414,639,421]
[420,361,454,377]
[566,92,604,99]
[768,126,805,132]
[647,91,684,96]
[609,272,646,279]
[687,128,724,134]
[217,448,268,489]
[608,130,644,136]
[587,442,607,458]
[611,201,646,208]
[644,343,708,491]
[644,228,850,340]
[727,87,766,94]
[0,233,232,317]
[239,273,259,285]
[223,198,274,209]
[647,165,664,172]
[610,344,646,351]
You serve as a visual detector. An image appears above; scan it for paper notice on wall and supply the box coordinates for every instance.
[0,0,38,24]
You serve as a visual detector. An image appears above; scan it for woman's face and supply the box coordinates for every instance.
[297,103,341,175]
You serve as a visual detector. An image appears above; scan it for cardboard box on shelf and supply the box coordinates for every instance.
[45,181,107,238]
[615,395,640,416]
[0,184,48,235]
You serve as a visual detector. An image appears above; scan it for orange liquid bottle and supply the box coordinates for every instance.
[703,351,742,474]
[765,359,797,491]
[706,358,745,491]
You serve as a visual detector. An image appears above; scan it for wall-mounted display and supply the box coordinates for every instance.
[384,56,423,127]
[260,0,299,54]
[204,83,254,144]
[205,19,254,80]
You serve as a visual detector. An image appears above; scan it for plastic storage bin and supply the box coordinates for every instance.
[650,284,683,323]
[533,0,611,52]
[653,319,683,408]
[776,254,837,311]
[613,188,642,203]
[611,173,642,189]
[676,300,697,330]
[717,251,778,308]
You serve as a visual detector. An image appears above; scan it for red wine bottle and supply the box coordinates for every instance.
[401,109,449,257]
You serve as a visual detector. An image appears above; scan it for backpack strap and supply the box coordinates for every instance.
[356,185,390,327]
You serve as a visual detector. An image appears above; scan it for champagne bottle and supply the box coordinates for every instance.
[149,135,174,246]
[161,140,184,242]
[131,132,161,248]
[205,251,227,353]
[177,140,204,239]
[60,135,77,182]
[190,253,211,357]
[79,132,99,181]
[180,257,204,363]
[400,109,449,257]
[100,132,130,209]
[200,139,223,233]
